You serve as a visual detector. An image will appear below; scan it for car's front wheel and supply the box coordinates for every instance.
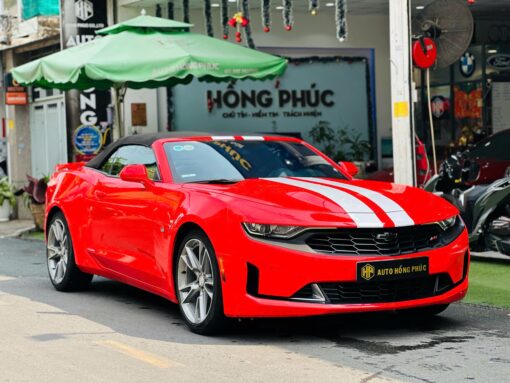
[174,230,226,334]
[46,212,93,291]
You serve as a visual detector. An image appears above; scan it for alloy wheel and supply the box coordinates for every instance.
[47,219,68,284]
[177,238,214,324]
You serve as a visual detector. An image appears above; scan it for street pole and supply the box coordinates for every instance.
[389,0,416,186]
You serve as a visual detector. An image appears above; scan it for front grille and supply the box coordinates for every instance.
[305,225,443,256]
[294,274,453,304]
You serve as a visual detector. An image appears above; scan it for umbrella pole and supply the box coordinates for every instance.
[113,86,124,139]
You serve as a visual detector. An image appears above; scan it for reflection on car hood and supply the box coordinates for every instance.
[193,177,458,228]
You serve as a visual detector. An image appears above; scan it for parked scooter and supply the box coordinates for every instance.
[425,153,510,255]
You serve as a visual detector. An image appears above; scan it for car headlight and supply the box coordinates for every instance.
[436,216,458,231]
[242,223,308,239]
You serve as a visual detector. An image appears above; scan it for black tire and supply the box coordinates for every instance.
[174,229,227,335]
[397,304,449,318]
[46,212,93,291]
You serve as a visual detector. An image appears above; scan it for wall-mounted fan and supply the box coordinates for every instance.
[413,0,474,69]
[411,0,474,175]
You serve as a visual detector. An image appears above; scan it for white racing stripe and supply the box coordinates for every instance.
[267,178,383,228]
[211,135,235,140]
[241,136,265,141]
[302,177,415,227]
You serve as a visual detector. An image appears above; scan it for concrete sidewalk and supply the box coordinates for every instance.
[0,220,35,238]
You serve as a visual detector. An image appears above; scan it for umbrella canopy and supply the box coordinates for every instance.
[11,14,287,90]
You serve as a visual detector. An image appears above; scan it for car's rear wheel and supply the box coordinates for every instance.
[174,230,226,334]
[47,212,93,291]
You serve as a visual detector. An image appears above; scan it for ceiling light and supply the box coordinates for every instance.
[325,2,335,6]
[488,49,498,54]
[228,0,236,2]
[416,5,425,9]
[275,6,284,10]
[211,3,220,7]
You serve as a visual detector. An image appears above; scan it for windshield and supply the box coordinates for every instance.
[164,140,347,183]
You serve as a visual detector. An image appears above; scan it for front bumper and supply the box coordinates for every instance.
[219,228,470,318]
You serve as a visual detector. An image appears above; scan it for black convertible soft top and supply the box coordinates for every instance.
[86,131,289,169]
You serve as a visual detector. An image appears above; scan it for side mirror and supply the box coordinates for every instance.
[119,164,153,187]
[338,161,359,177]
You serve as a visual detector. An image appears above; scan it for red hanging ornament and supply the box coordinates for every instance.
[229,12,250,43]
[467,0,475,4]
[285,25,292,31]
[263,26,270,33]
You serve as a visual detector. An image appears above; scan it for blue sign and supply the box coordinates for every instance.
[73,125,103,155]
[172,58,372,148]
[487,54,510,70]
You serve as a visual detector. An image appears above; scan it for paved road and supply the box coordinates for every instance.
[0,238,508,383]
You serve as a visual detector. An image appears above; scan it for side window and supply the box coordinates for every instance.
[100,152,118,174]
[100,145,160,180]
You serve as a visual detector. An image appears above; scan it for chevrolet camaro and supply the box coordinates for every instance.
[45,132,469,334]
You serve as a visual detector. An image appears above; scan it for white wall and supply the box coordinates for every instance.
[123,88,160,134]
[117,5,391,162]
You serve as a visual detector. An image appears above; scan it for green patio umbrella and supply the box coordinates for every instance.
[11,13,287,135]
[12,14,287,89]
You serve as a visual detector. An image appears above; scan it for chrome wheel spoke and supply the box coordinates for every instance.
[204,284,213,299]
[49,263,57,280]
[55,261,64,281]
[198,242,206,268]
[184,246,200,272]
[47,245,60,259]
[198,291,207,321]
[61,249,68,264]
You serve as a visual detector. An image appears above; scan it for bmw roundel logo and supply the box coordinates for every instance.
[460,52,476,78]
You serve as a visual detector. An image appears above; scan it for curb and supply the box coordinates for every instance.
[0,224,35,239]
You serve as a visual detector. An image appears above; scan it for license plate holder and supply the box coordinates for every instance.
[357,257,429,282]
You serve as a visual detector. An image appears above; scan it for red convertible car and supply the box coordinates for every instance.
[45,133,469,334]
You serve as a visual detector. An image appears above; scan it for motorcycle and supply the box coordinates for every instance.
[424,153,510,255]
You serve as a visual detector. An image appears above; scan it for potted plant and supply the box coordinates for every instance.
[15,175,48,230]
[0,177,16,222]
[309,122,372,177]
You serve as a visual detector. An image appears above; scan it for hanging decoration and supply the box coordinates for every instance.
[182,0,190,23]
[335,0,347,41]
[309,0,318,16]
[228,12,249,43]
[221,0,229,39]
[261,0,271,32]
[241,0,255,48]
[181,0,350,45]
[282,0,293,31]
[204,0,214,37]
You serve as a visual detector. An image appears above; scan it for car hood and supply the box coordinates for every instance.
[186,177,458,228]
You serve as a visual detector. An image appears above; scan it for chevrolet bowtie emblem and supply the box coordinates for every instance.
[376,232,398,242]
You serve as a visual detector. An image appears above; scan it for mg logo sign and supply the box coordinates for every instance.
[75,0,94,21]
